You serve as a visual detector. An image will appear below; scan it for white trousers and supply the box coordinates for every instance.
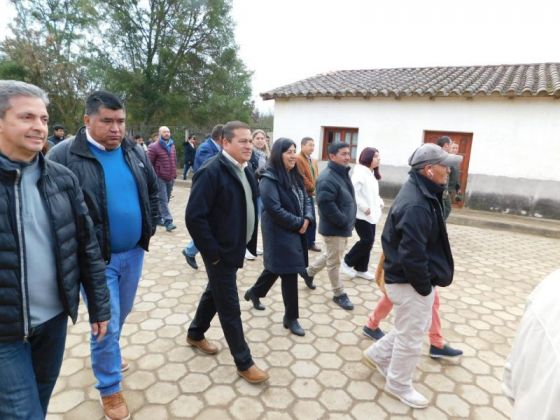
[368,283,435,393]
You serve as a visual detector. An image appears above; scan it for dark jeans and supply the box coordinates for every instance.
[305,196,317,247]
[188,260,253,371]
[0,312,68,419]
[344,219,376,272]
[183,162,193,179]
[252,270,299,320]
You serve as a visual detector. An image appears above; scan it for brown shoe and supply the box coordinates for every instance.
[100,391,130,420]
[187,336,219,355]
[309,245,322,252]
[121,359,129,372]
[237,364,269,384]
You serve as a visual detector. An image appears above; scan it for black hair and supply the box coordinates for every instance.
[223,121,250,141]
[436,136,451,147]
[211,124,224,141]
[268,138,304,190]
[85,90,124,115]
[53,123,64,130]
[327,142,349,156]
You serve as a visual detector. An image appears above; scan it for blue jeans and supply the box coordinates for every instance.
[85,246,144,397]
[156,177,174,223]
[182,163,192,179]
[184,239,199,257]
[0,311,68,419]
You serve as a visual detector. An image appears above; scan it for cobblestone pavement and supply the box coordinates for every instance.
[47,184,560,419]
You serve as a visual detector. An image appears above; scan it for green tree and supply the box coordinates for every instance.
[100,0,253,128]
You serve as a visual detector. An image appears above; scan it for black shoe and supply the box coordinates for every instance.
[333,293,354,310]
[362,326,385,341]
[182,249,198,269]
[244,288,265,310]
[300,271,316,290]
[283,317,305,336]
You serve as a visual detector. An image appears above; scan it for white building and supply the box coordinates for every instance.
[261,63,560,219]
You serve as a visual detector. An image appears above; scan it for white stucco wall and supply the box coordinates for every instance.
[270,96,560,182]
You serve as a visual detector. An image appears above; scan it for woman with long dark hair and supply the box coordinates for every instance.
[244,138,314,336]
[340,147,384,280]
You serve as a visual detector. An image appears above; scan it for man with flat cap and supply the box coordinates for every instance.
[362,143,462,409]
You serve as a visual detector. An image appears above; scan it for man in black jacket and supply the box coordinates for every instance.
[363,143,461,409]
[185,121,268,384]
[303,142,357,310]
[0,80,110,419]
[48,91,159,420]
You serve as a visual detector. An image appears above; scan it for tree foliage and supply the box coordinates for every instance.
[0,0,253,132]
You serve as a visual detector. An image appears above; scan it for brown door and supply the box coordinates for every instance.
[423,130,473,208]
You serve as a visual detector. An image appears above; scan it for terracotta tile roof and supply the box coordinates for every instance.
[261,63,560,100]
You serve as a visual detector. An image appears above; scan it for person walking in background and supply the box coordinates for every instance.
[185,121,268,384]
[182,124,224,270]
[244,138,314,337]
[341,147,384,281]
[134,134,148,152]
[47,122,65,148]
[0,80,110,420]
[148,125,177,232]
[183,134,197,179]
[296,136,321,254]
[447,142,462,212]
[362,143,462,409]
[48,90,159,420]
[302,142,357,309]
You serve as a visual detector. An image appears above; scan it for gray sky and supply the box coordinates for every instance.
[2,0,558,112]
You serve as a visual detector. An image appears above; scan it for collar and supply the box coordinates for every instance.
[222,150,248,170]
[328,160,351,176]
[410,170,445,198]
[211,138,221,150]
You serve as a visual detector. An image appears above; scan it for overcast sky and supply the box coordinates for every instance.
[2,0,558,112]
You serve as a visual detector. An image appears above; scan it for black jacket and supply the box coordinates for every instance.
[316,161,357,237]
[382,171,454,296]
[184,141,196,164]
[0,154,110,342]
[47,127,160,262]
[260,169,313,274]
[186,152,258,268]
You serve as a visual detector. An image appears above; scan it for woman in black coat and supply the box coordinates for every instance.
[244,138,314,336]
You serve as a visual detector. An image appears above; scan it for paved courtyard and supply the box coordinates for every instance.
[47,184,560,419]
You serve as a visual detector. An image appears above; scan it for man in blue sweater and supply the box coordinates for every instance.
[48,91,159,420]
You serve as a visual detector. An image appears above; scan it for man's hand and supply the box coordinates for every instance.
[91,321,109,342]
[365,208,371,215]
[299,219,310,234]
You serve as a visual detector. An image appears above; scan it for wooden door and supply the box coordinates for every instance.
[423,130,473,208]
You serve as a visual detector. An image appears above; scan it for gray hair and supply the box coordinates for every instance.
[0,80,49,118]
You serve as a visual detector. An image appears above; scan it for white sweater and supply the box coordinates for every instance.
[351,164,384,224]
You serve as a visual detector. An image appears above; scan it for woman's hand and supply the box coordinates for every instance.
[299,219,310,234]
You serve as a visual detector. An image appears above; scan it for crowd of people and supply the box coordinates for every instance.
[0,79,478,419]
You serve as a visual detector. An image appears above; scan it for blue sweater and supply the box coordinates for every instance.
[89,144,142,253]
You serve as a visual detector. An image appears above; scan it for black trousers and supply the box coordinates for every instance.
[344,219,376,272]
[252,270,299,320]
[188,260,253,371]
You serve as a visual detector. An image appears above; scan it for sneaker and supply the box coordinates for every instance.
[429,344,463,359]
[355,270,375,280]
[362,348,387,378]
[384,385,429,409]
[362,326,385,341]
[256,248,263,255]
[100,391,130,420]
[245,249,256,260]
[333,293,354,310]
[340,261,357,278]
[165,222,177,232]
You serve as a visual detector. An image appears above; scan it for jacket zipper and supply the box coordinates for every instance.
[14,169,30,341]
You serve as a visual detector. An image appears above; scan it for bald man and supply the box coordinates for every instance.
[147,126,178,231]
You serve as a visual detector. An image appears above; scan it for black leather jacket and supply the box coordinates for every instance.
[0,154,110,342]
[48,127,160,262]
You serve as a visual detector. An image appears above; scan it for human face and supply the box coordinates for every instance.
[329,146,351,166]
[450,143,459,154]
[253,132,266,150]
[54,128,64,138]
[425,163,450,185]
[441,142,451,152]
[223,128,253,164]
[0,96,48,162]
[301,140,315,157]
[159,126,171,140]
[282,144,297,171]
[84,106,125,150]
[370,152,380,169]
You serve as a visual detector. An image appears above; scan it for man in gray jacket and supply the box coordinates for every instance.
[303,142,357,310]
